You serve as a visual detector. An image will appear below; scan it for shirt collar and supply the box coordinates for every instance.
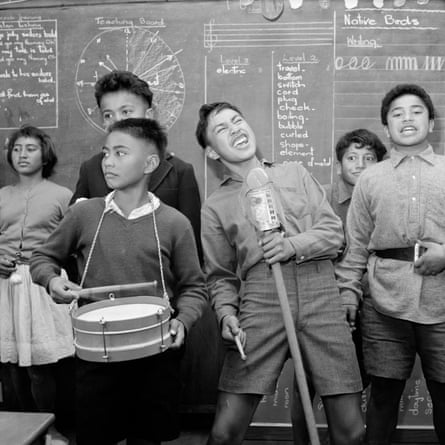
[220,158,273,186]
[104,191,160,220]
[390,145,435,168]
[336,177,353,204]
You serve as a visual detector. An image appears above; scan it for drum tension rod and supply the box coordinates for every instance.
[158,309,168,352]
[99,317,109,361]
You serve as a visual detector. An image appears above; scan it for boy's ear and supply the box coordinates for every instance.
[429,119,434,133]
[205,146,220,160]
[144,154,160,174]
[336,159,342,177]
[383,125,390,140]
[145,108,154,119]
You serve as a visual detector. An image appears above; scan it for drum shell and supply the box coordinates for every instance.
[71,295,172,362]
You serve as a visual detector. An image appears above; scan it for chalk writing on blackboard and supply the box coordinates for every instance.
[0,17,57,129]
[75,23,185,132]
[204,20,333,52]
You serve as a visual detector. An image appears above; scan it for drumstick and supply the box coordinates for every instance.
[235,333,247,361]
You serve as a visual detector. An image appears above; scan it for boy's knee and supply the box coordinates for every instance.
[208,427,237,445]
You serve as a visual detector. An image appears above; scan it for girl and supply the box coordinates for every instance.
[0,125,73,444]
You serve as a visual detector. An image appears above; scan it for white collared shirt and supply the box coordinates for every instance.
[104,191,160,220]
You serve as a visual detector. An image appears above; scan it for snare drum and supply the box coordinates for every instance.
[71,296,172,362]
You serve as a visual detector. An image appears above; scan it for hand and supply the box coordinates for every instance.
[260,231,295,265]
[0,254,17,278]
[344,304,358,332]
[221,314,246,346]
[414,241,445,276]
[169,318,185,349]
[49,276,81,304]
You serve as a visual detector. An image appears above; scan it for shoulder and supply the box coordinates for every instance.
[81,153,103,169]
[166,153,194,171]
[0,184,14,197]
[43,181,72,198]
[158,201,189,222]
[69,197,105,216]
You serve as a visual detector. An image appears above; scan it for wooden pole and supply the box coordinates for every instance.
[271,262,320,445]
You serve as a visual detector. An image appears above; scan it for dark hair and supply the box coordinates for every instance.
[6,125,58,178]
[335,129,387,162]
[108,118,167,159]
[195,102,243,149]
[380,83,435,125]
[94,70,153,109]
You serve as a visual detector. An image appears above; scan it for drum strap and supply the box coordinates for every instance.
[72,203,172,313]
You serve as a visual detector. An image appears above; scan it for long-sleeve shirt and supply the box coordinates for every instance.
[323,177,353,229]
[336,146,445,324]
[30,197,207,332]
[201,161,343,324]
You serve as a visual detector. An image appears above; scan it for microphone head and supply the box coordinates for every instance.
[245,167,281,232]
[246,167,270,189]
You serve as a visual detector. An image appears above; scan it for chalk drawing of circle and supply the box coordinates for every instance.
[75,26,185,132]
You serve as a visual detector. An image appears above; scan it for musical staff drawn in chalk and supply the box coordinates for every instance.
[204,19,333,50]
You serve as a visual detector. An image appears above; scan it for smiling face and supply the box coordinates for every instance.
[100,91,153,131]
[11,136,44,178]
[338,144,378,186]
[101,130,159,191]
[384,94,434,154]
[205,107,257,168]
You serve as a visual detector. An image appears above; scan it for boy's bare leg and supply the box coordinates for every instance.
[206,392,262,445]
[425,379,445,444]
[323,392,365,445]
[365,376,405,445]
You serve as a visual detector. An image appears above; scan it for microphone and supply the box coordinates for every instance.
[245,167,281,232]
[245,167,321,445]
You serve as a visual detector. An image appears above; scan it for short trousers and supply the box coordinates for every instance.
[361,297,445,383]
[75,349,182,445]
[219,260,362,397]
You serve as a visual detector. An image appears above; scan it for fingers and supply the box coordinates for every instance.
[169,319,185,349]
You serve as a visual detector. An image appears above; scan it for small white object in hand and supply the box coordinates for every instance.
[10,272,22,285]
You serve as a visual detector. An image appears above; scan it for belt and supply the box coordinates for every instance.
[374,247,415,262]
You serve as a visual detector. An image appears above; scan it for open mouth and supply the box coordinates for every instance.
[232,133,248,148]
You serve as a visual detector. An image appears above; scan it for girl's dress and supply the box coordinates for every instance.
[0,179,74,366]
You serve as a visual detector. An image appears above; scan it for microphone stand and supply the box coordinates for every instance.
[270,261,320,445]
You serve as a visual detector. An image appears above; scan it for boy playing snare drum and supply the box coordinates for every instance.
[30,118,207,445]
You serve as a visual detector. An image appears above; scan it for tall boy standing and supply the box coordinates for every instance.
[71,70,202,259]
[197,102,364,445]
[31,118,207,445]
[336,84,445,444]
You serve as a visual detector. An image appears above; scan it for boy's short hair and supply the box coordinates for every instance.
[108,118,167,159]
[6,125,58,178]
[94,70,153,109]
[380,83,435,125]
[335,128,387,162]
[196,102,243,149]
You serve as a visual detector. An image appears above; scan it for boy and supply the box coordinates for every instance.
[325,128,387,228]
[197,102,364,445]
[30,118,207,445]
[336,84,445,444]
[71,70,202,259]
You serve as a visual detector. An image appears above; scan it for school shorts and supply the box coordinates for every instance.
[361,297,445,383]
[219,260,363,397]
[75,349,182,445]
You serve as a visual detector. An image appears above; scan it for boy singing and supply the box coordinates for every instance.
[336,84,445,444]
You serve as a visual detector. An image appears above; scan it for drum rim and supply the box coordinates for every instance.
[71,295,171,332]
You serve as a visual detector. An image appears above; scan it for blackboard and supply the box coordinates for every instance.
[0,0,444,427]
[0,0,444,194]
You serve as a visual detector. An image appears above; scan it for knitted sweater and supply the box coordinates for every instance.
[30,198,207,331]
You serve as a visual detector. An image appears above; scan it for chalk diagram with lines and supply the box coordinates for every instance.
[75,26,185,132]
